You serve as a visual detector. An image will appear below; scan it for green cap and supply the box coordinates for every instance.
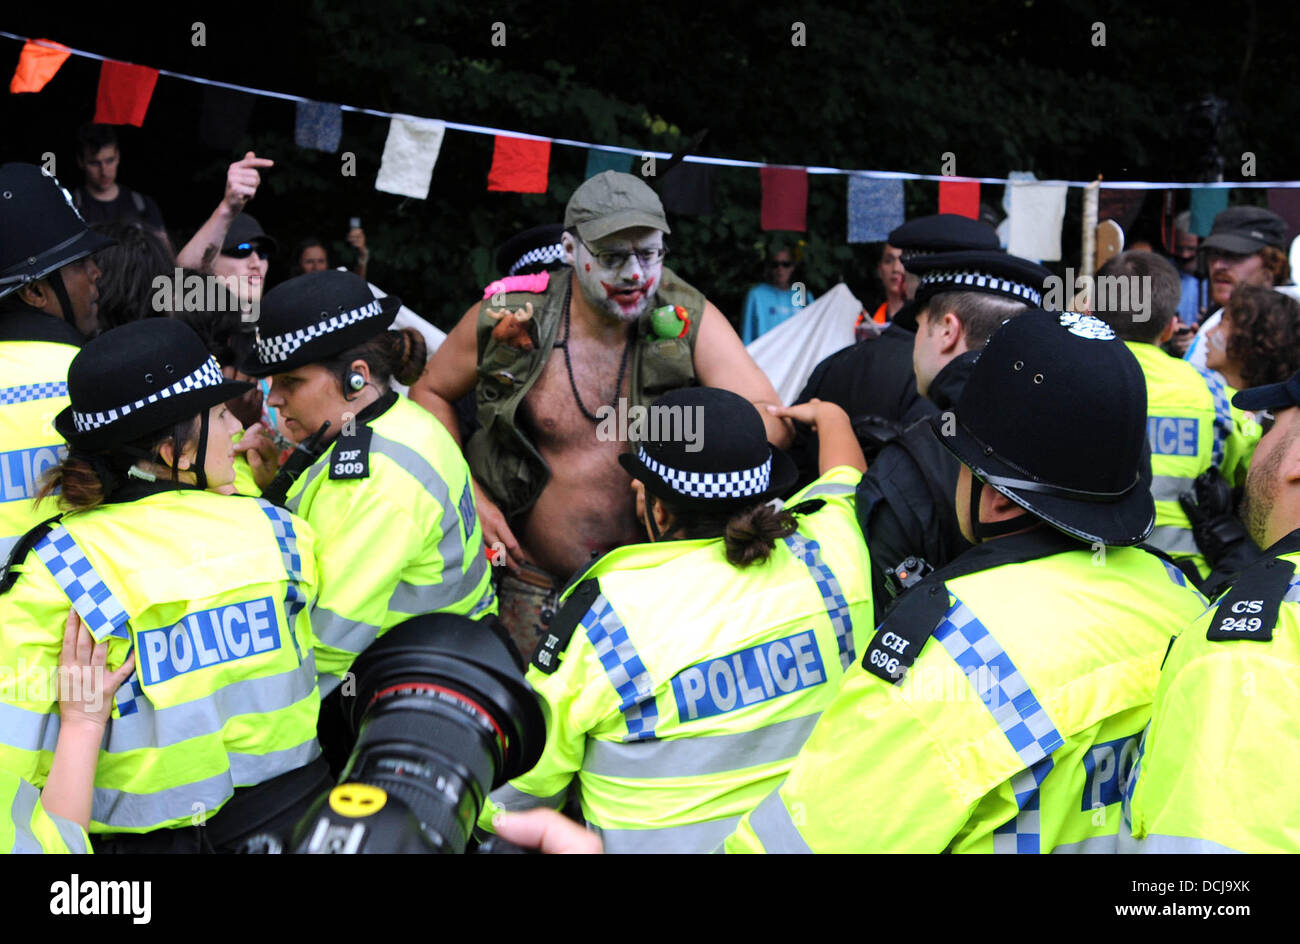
[564,171,671,241]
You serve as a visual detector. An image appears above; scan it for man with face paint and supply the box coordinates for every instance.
[412,171,791,660]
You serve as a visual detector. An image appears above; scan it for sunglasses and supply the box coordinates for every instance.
[223,242,270,260]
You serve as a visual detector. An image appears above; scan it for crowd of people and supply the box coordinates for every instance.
[1,122,1298,855]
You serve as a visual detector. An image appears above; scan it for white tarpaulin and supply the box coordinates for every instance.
[745,282,863,404]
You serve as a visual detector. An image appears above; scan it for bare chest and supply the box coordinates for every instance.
[524,334,632,449]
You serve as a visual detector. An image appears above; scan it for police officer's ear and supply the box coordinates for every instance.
[1158,319,1177,344]
[560,231,578,268]
[15,278,56,314]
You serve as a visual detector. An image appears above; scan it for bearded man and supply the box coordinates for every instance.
[411,171,791,658]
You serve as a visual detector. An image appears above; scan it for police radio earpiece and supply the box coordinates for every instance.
[347,371,366,392]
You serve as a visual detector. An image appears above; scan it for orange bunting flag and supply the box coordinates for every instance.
[9,39,71,94]
[93,60,159,127]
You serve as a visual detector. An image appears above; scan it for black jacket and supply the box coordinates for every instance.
[787,324,923,491]
[855,351,980,624]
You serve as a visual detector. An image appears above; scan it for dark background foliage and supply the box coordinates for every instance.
[3,0,1295,331]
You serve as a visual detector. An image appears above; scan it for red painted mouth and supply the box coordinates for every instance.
[602,282,646,309]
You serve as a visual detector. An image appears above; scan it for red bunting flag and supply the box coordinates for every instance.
[9,39,71,94]
[761,167,808,231]
[938,179,980,219]
[93,60,159,127]
[487,136,551,193]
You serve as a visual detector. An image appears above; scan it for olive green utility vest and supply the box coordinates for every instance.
[466,267,704,520]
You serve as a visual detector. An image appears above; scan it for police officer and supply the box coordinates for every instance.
[477,387,873,853]
[788,214,1004,488]
[0,163,114,563]
[0,318,327,851]
[237,269,496,700]
[856,250,1052,622]
[1123,368,1300,853]
[724,310,1208,853]
[1089,250,1259,587]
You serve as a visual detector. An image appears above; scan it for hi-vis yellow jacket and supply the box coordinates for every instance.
[1127,342,1258,579]
[0,486,320,834]
[0,770,88,853]
[1123,532,1300,853]
[725,528,1207,853]
[479,467,872,852]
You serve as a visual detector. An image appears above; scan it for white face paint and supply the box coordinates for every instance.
[565,227,665,323]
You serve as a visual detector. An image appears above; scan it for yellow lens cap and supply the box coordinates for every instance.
[328,783,388,818]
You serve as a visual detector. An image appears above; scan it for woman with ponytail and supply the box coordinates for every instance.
[477,386,874,853]
[0,318,328,851]
[236,270,496,756]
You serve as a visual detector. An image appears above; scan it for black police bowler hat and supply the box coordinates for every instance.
[892,249,1052,332]
[930,309,1155,546]
[221,212,280,256]
[495,223,566,277]
[618,387,798,512]
[1232,369,1300,413]
[55,319,252,451]
[888,214,1003,258]
[0,163,115,300]
[239,269,401,377]
[1199,206,1287,257]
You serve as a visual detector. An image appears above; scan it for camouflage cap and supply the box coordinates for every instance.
[564,170,670,241]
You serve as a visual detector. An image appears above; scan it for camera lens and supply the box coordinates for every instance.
[289,614,545,854]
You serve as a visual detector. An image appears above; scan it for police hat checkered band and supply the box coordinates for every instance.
[255,298,383,365]
[72,356,225,433]
[637,447,772,499]
[921,269,1042,305]
[508,243,564,276]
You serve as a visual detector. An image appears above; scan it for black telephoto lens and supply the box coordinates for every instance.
[288,613,546,854]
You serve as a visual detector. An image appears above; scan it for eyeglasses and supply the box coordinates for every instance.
[223,242,269,260]
[577,236,666,270]
[1258,410,1276,435]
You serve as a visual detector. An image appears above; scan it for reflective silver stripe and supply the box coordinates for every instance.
[51,812,89,854]
[318,674,342,698]
[102,655,318,753]
[738,785,813,853]
[1051,834,1119,854]
[0,700,62,753]
[228,737,321,786]
[598,814,742,854]
[284,460,328,513]
[1126,832,1245,854]
[8,778,43,853]
[798,482,855,500]
[311,604,382,659]
[1150,474,1195,504]
[0,533,18,564]
[1147,525,1201,556]
[370,433,488,607]
[91,737,320,830]
[584,713,821,779]
[93,767,238,830]
[488,783,567,812]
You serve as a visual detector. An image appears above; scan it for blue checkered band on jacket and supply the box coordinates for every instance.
[638,448,771,500]
[0,381,67,405]
[72,357,225,433]
[933,596,1064,767]
[114,671,143,717]
[782,534,855,670]
[582,592,658,741]
[508,243,564,276]
[992,757,1055,854]
[33,526,131,643]
[1193,366,1232,468]
[255,499,307,661]
[254,299,383,366]
[920,269,1042,306]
